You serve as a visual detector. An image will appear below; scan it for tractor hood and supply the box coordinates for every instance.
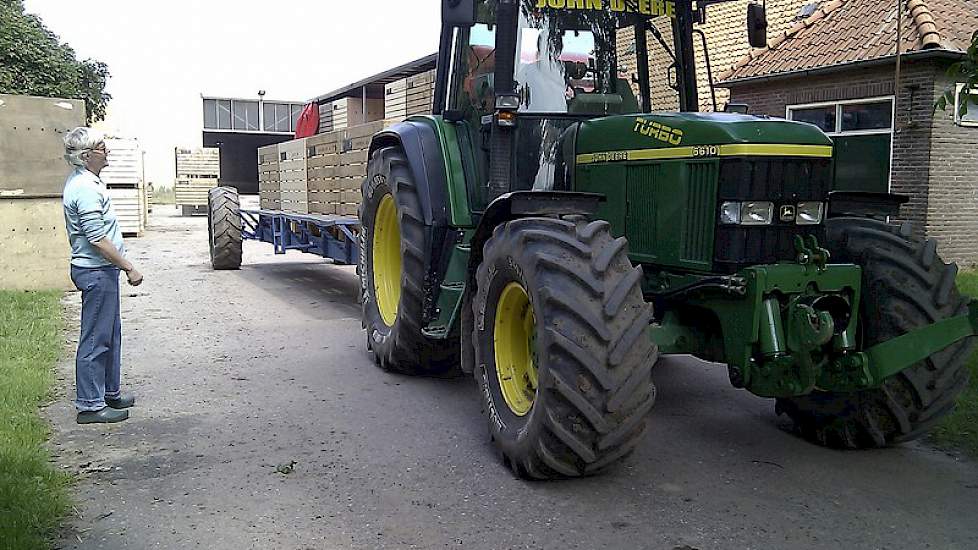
[574,112,833,164]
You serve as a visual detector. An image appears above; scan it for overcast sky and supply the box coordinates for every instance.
[23,0,441,188]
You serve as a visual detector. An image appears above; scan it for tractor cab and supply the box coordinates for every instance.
[435,0,770,209]
[437,0,676,208]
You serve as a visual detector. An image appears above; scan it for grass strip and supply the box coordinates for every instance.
[929,271,978,458]
[0,290,71,550]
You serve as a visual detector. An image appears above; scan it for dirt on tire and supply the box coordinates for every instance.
[208,186,242,270]
[472,217,658,479]
[359,145,459,375]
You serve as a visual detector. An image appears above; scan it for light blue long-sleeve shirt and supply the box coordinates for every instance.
[62,168,126,268]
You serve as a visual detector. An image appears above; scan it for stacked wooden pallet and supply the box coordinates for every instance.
[257,120,394,216]
[331,97,385,130]
[305,132,340,215]
[384,79,409,121]
[107,188,146,236]
[305,121,386,216]
[175,147,220,208]
[406,70,436,116]
[318,102,334,134]
[385,69,436,121]
[278,139,308,214]
[258,144,280,210]
[102,138,147,236]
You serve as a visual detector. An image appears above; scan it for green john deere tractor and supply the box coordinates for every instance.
[359,0,978,479]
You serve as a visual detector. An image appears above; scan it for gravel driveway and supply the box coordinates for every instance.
[48,206,978,550]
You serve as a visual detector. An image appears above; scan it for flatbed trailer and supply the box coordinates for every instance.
[205,187,360,270]
[240,208,360,264]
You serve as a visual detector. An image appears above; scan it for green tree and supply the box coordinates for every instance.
[935,30,977,118]
[0,0,111,123]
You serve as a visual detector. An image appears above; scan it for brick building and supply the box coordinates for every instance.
[717,0,978,264]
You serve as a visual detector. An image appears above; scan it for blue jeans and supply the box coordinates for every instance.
[70,265,122,412]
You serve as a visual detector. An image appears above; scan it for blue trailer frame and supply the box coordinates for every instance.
[240,209,361,265]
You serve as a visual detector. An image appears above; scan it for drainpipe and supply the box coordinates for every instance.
[895,0,903,131]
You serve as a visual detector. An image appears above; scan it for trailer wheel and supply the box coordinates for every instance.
[207,186,242,270]
[776,217,973,448]
[359,146,458,375]
[473,217,657,479]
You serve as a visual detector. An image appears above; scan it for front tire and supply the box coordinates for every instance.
[473,217,657,479]
[776,218,973,448]
[207,186,242,270]
[359,146,458,375]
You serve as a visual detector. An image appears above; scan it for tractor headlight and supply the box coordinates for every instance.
[719,201,741,225]
[740,201,775,225]
[796,201,825,225]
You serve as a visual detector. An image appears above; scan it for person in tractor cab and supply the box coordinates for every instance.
[516,28,571,113]
[62,127,142,424]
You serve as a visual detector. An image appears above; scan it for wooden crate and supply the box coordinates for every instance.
[301,120,395,217]
[278,138,308,214]
[174,177,217,207]
[405,70,435,117]
[260,195,282,210]
[106,187,145,236]
[100,138,144,188]
[308,199,336,215]
[331,97,385,130]
[318,102,334,134]
[259,141,282,211]
[258,144,279,165]
[175,147,220,178]
[175,147,220,207]
[385,79,408,121]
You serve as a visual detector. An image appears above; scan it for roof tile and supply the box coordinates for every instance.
[720,0,978,83]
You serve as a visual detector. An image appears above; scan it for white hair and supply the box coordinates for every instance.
[63,127,105,167]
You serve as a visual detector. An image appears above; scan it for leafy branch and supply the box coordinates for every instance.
[0,1,111,123]
[935,30,977,119]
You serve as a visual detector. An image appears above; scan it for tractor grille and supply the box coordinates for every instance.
[682,163,716,266]
[713,157,833,274]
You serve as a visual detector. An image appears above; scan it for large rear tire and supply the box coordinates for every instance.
[473,217,657,479]
[207,186,242,270]
[359,146,458,375]
[776,217,973,448]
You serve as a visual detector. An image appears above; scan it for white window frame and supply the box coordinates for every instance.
[231,99,261,132]
[786,96,896,192]
[786,96,895,137]
[202,96,304,135]
[263,102,298,133]
[954,84,978,127]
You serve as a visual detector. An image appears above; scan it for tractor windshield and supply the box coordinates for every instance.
[513,9,636,115]
[457,0,657,116]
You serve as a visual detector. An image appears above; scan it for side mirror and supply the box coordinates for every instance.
[747,3,768,48]
[724,103,750,114]
[443,0,475,27]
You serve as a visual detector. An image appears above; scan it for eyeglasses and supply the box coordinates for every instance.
[90,144,108,155]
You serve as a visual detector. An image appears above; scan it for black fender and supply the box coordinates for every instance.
[369,120,451,227]
[459,190,604,374]
[369,120,459,327]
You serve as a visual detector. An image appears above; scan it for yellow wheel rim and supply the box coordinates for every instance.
[372,194,401,326]
[493,282,538,416]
